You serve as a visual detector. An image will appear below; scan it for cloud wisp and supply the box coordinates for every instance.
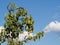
[43,21,60,39]
[43,21,60,33]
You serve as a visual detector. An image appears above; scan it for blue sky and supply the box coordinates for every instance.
[0,0,60,45]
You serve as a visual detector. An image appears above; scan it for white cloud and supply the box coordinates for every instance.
[43,21,60,33]
[18,31,36,42]
[0,26,5,33]
[18,31,28,41]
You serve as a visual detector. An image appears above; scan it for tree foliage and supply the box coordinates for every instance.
[0,3,44,45]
